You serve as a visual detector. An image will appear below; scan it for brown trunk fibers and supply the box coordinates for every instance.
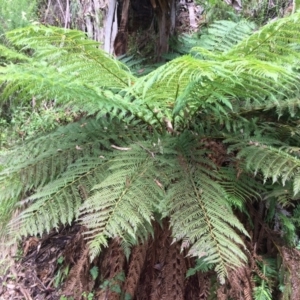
[2,216,300,299]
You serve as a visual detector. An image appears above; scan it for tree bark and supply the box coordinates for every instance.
[154,0,176,60]
[114,0,131,56]
[40,0,118,54]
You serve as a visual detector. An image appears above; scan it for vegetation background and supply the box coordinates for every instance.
[1,0,300,299]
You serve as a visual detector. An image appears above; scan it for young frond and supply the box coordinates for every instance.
[79,144,164,260]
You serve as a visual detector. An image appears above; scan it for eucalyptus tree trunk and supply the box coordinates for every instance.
[40,0,196,59]
[114,0,131,56]
[153,0,176,59]
[40,0,118,54]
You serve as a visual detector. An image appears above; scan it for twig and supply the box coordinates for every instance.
[111,145,131,151]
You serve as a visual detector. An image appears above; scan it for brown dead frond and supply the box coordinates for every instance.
[201,138,228,167]
[62,246,91,298]
[124,242,148,298]
[162,242,186,300]
[96,238,125,300]
[281,246,300,300]
[217,285,228,300]
[228,266,253,300]
[150,222,171,300]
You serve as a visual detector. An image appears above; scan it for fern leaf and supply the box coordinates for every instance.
[193,19,255,54]
[167,154,248,283]
[229,12,300,64]
[238,144,300,195]
[1,118,150,238]
[5,25,133,89]
[79,144,164,260]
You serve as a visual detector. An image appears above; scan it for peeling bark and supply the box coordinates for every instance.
[40,0,118,54]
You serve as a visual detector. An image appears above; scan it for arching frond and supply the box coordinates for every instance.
[0,118,150,238]
[129,12,300,127]
[9,157,109,239]
[0,44,30,62]
[0,25,136,117]
[167,156,248,283]
[79,143,164,260]
[238,144,300,195]
[5,25,134,89]
[192,19,255,54]
[228,13,300,64]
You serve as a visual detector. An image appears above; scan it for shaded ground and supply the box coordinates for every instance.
[1,218,300,299]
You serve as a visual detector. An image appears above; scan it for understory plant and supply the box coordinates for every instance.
[1,12,300,298]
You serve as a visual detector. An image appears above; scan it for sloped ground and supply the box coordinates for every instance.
[0,225,85,300]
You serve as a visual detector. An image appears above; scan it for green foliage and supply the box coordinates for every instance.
[186,257,215,277]
[0,0,38,38]
[166,138,248,281]
[253,258,277,300]
[2,13,300,289]
[242,0,289,25]
[0,25,134,119]
[0,103,75,149]
[89,266,99,281]
[195,0,239,24]
[100,271,126,295]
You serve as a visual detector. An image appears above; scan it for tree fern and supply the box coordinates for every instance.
[2,12,300,290]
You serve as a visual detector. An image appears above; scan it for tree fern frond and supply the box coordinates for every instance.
[0,118,150,237]
[130,54,298,128]
[5,25,134,89]
[8,157,110,239]
[219,167,264,206]
[167,155,248,283]
[0,25,137,119]
[228,12,300,64]
[192,19,255,54]
[129,13,300,126]
[0,63,129,115]
[0,119,111,193]
[79,144,164,260]
[0,44,30,62]
[238,144,300,195]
